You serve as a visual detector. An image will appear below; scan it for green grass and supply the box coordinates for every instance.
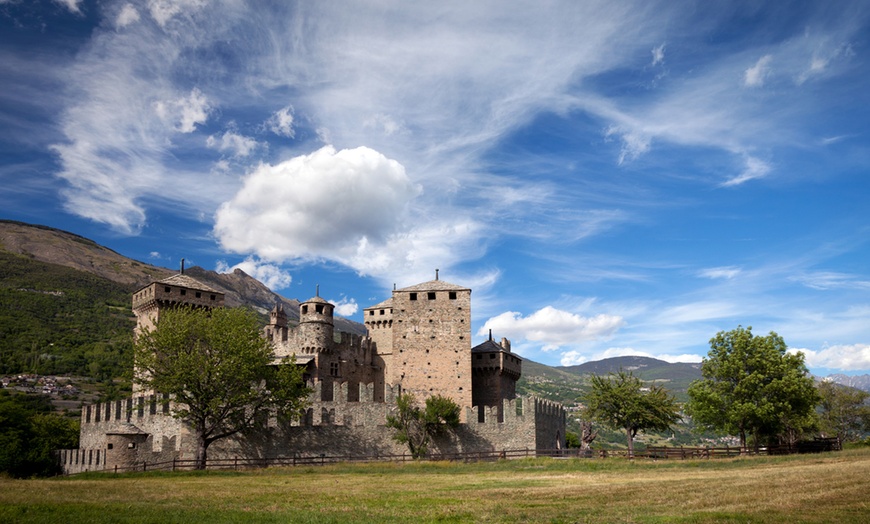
[2,449,869,523]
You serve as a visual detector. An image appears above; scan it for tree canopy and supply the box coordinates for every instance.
[582,369,680,457]
[386,393,460,459]
[133,305,309,469]
[686,326,819,450]
[817,380,869,446]
[0,390,79,478]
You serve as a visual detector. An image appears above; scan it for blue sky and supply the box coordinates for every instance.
[2,1,869,375]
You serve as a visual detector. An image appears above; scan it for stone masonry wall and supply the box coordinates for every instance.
[60,381,566,473]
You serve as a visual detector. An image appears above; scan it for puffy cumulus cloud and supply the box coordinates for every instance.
[329,297,358,317]
[744,55,772,87]
[267,106,295,138]
[115,4,140,28]
[789,344,870,372]
[206,130,260,158]
[214,145,422,269]
[216,257,292,291]
[699,266,741,280]
[153,88,212,133]
[479,306,625,352]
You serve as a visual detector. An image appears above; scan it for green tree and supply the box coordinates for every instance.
[0,390,79,477]
[686,326,819,450]
[817,380,870,447]
[582,370,680,458]
[386,393,460,459]
[133,306,310,469]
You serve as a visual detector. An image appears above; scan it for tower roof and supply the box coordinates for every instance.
[138,273,221,294]
[396,280,470,292]
[365,297,393,310]
[302,295,331,305]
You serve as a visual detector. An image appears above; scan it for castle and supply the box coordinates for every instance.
[59,271,565,473]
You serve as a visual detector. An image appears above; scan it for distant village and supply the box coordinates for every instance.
[1,374,81,398]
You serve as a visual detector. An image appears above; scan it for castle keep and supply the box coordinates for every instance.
[60,272,565,473]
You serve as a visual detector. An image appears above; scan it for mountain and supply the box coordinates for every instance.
[823,374,870,393]
[0,220,365,336]
[517,356,704,408]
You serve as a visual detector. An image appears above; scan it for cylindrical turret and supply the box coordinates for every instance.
[298,294,334,353]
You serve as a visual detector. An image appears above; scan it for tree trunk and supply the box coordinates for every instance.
[195,434,209,470]
[626,427,634,459]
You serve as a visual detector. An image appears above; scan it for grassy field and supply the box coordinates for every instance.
[2,449,869,523]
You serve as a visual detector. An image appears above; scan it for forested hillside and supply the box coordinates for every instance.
[0,251,134,384]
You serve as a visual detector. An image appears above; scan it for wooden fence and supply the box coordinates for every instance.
[71,439,841,475]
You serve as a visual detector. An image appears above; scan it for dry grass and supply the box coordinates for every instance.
[2,449,869,523]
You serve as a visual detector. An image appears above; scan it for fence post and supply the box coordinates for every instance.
[143,461,147,472]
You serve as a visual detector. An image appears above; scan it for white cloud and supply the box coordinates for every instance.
[651,43,665,66]
[605,125,651,165]
[267,106,295,138]
[744,55,772,87]
[206,130,260,158]
[722,156,772,186]
[216,257,292,291]
[791,271,870,291]
[149,251,161,259]
[54,0,82,14]
[699,266,741,280]
[147,0,207,28]
[479,306,625,352]
[115,4,140,28]
[329,297,359,317]
[364,114,405,136]
[214,145,428,277]
[154,88,212,133]
[790,344,870,372]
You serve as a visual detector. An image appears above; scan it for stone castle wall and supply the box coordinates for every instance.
[59,380,566,473]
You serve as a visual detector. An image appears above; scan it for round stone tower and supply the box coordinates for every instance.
[298,292,334,354]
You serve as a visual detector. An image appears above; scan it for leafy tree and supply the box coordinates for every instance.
[817,380,870,447]
[0,390,79,477]
[386,393,460,459]
[582,370,680,458]
[133,305,309,469]
[686,326,819,450]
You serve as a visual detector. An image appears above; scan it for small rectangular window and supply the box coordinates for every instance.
[180,289,186,296]
[410,293,417,301]
[330,362,340,377]
[427,292,436,300]
[210,294,216,300]
[195,292,201,298]
[315,304,324,314]
[164,286,171,293]
[449,292,457,300]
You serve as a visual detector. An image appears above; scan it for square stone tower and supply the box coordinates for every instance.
[387,275,472,415]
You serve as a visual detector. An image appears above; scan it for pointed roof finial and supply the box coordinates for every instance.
[393,283,397,291]
[435,268,439,281]
[489,329,493,341]
[316,284,320,297]
[181,258,185,274]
